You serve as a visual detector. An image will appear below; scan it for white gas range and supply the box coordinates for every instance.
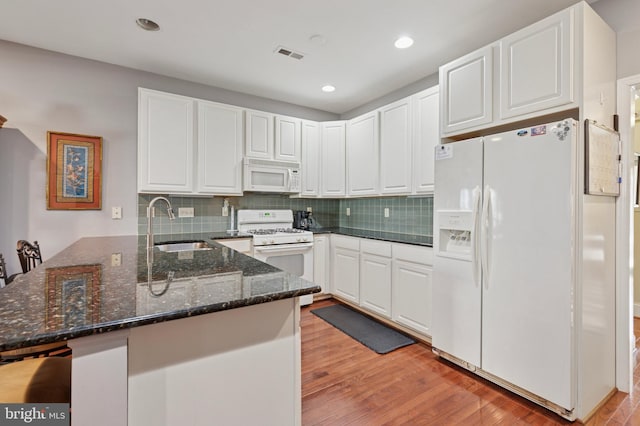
[237,209,314,305]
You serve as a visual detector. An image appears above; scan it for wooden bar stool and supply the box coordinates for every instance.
[0,357,71,403]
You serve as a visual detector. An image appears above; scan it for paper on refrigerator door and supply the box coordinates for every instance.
[435,144,453,160]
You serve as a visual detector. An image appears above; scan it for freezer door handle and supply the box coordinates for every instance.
[471,185,482,287]
[481,185,492,289]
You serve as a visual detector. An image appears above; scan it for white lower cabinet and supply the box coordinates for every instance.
[313,235,330,294]
[392,243,433,336]
[359,240,392,318]
[329,235,433,337]
[331,235,360,303]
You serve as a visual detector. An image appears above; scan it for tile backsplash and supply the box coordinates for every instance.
[339,196,433,236]
[138,194,433,237]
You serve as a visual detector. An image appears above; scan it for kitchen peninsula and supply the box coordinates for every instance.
[0,235,320,426]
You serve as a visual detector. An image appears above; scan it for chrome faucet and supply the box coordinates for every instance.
[146,196,176,263]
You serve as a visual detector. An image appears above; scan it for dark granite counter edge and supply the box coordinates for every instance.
[158,229,432,246]
[0,286,320,352]
[311,227,433,247]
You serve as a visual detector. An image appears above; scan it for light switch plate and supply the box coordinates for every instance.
[384,207,390,218]
[111,253,122,266]
[346,207,351,216]
[178,207,194,218]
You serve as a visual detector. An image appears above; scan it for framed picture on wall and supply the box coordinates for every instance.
[47,131,102,210]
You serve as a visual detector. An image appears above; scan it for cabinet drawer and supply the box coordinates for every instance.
[392,243,433,265]
[331,234,360,251]
[360,239,392,257]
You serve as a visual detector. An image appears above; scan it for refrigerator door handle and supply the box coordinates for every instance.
[481,185,491,289]
[471,185,482,287]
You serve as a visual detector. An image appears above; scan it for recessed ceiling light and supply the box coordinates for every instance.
[322,85,336,93]
[136,18,160,31]
[394,36,414,49]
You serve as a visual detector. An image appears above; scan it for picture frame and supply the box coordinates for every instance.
[47,131,103,210]
[45,264,102,330]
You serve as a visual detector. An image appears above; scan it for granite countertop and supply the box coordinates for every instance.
[311,227,433,247]
[0,234,320,352]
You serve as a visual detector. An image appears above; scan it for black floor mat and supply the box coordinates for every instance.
[311,304,415,354]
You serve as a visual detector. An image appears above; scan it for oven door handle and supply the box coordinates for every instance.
[253,242,314,253]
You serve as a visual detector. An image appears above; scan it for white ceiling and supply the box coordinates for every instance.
[0,0,606,114]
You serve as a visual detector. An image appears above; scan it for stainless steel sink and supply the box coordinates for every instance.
[155,241,212,252]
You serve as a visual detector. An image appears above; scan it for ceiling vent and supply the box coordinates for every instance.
[275,46,304,60]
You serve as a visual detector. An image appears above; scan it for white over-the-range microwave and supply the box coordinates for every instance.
[243,158,301,193]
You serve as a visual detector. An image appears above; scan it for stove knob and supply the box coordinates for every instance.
[270,240,275,244]
[262,239,268,245]
[297,238,302,242]
[302,237,309,242]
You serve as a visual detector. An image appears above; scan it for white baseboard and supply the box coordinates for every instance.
[634,303,640,318]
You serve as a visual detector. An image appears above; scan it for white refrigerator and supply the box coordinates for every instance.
[432,119,578,415]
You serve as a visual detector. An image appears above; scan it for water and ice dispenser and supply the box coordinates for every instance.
[436,210,474,261]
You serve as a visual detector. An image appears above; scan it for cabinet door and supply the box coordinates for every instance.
[301,120,321,197]
[138,88,194,193]
[412,86,439,194]
[392,259,432,336]
[275,115,301,162]
[347,111,379,196]
[499,8,572,119]
[360,241,392,318]
[313,235,329,293]
[332,236,360,303]
[197,101,244,195]
[440,45,493,135]
[379,97,412,195]
[321,121,347,197]
[245,110,274,159]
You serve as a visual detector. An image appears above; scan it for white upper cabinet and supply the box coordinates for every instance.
[440,2,613,138]
[138,88,244,195]
[499,8,572,119]
[275,115,301,162]
[245,110,301,162]
[412,86,439,194]
[347,111,379,196]
[301,120,321,197]
[245,109,274,159]
[440,45,493,136]
[138,88,195,193]
[196,100,244,195]
[379,97,412,195]
[321,121,347,197]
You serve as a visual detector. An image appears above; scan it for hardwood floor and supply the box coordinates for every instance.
[301,299,640,425]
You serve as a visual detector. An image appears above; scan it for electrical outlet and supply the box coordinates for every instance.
[111,253,121,266]
[222,205,229,217]
[346,207,351,216]
[111,206,122,219]
[178,207,194,218]
[306,207,313,213]
[384,207,390,218]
